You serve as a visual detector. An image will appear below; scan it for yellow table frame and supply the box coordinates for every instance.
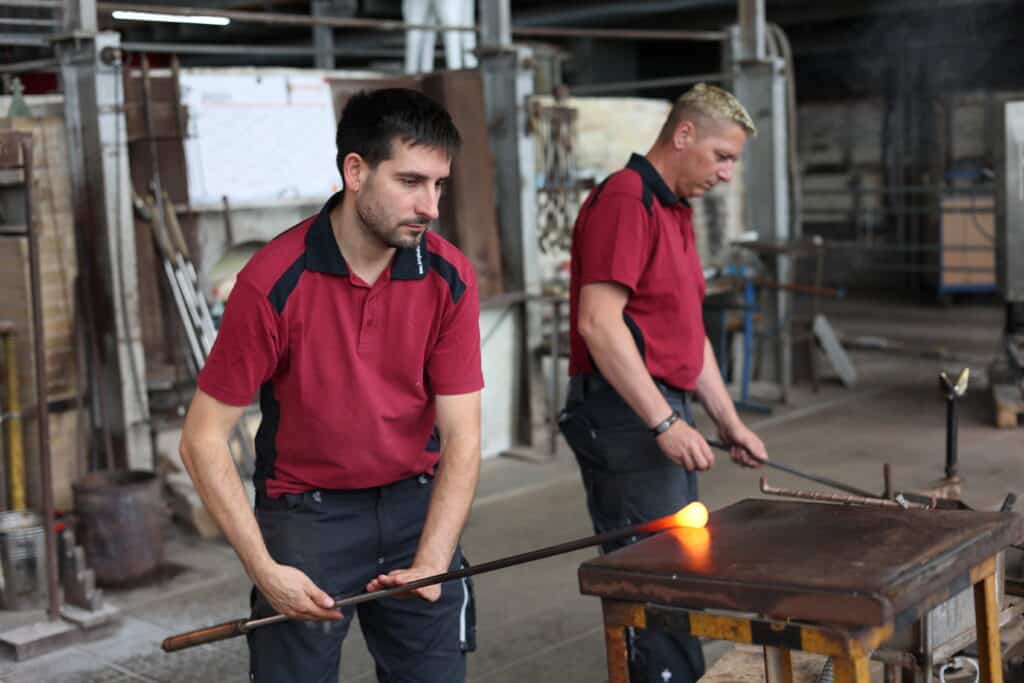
[597,556,1004,683]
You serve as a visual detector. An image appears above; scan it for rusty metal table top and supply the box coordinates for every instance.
[579,499,1024,627]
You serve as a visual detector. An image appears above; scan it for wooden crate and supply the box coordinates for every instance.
[993,384,1024,429]
[940,195,996,288]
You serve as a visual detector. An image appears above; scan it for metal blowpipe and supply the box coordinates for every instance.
[161,502,710,652]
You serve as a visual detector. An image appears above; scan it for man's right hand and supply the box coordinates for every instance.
[655,421,715,471]
[254,562,343,621]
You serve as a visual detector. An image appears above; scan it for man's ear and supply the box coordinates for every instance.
[674,120,696,149]
[341,152,368,191]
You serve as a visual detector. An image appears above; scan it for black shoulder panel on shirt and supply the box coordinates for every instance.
[588,177,610,207]
[267,254,306,314]
[428,252,467,304]
[640,186,653,215]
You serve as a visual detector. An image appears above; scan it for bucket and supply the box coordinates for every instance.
[73,471,164,585]
[0,510,45,609]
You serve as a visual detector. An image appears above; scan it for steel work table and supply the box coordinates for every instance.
[578,499,1024,683]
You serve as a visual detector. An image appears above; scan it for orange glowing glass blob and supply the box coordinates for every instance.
[673,501,709,529]
[644,501,710,533]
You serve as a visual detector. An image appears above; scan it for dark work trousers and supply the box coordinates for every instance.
[248,473,476,683]
[559,374,705,683]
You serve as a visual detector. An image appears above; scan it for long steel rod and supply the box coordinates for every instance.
[0,0,62,7]
[97,3,724,41]
[120,41,403,58]
[0,18,60,27]
[571,72,727,97]
[162,508,701,652]
[98,2,477,32]
[0,57,60,75]
[19,134,62,620]
[512,26,725,42]
[706,438,880,499]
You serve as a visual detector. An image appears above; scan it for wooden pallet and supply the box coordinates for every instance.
[993,383,1024,428]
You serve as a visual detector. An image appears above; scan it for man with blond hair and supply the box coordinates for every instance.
[560,83,769,682]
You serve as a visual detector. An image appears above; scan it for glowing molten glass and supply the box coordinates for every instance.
[673,501,709,529]
[645,501,709,533]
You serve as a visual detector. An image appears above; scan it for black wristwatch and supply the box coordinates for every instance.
[649,410,681,436]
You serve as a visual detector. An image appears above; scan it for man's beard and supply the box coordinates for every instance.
[356,200,423,250]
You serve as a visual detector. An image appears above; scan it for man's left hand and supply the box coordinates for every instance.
[366,566,444,602]
[720,420,768,468]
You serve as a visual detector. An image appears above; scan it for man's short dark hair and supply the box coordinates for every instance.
[335,88,462,174]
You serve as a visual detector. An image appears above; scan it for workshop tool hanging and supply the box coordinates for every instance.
[161,501,710,652]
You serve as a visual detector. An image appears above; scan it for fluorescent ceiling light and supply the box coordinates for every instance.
[111,10,231,26]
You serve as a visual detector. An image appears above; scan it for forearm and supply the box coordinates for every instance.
[414,433,480,573]
[694,337,741,431]
[583,317,672,426]
[180,436,275,582]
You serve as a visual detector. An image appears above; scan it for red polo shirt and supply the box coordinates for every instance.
[568,154,707,391]
[198,192,483,495]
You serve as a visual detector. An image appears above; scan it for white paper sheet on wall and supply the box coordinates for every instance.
[180,71,341,208]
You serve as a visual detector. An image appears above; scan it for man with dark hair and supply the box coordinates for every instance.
[179,88,482,682]
[560,83,769,683]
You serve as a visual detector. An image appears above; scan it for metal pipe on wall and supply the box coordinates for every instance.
[0,323,18,512]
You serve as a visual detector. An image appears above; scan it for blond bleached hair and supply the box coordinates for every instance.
[659,83,757,140]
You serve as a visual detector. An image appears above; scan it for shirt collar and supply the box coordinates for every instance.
[304,191,429,280]
[626,153,689,208]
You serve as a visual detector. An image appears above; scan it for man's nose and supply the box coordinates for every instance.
[415,187,440,221]
[718,162,734,183]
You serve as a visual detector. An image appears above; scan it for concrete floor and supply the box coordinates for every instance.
[0,296,1021,682]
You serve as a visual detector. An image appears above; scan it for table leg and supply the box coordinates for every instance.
[832,656,871,683]
[763,646,794,683]
[973,571,1004,683]
[604,623,630,683]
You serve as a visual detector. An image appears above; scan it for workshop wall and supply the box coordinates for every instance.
[0,113,82,511]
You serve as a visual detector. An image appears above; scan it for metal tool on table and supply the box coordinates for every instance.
[162,502,710,652]
[705,437,880,499]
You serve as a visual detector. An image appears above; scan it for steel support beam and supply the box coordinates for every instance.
[310,0,356,70]
[738,0,766,61]
[64,0,97,34]
[731,0,793,399]
[479,0,539,447]
[56,17,152,470]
